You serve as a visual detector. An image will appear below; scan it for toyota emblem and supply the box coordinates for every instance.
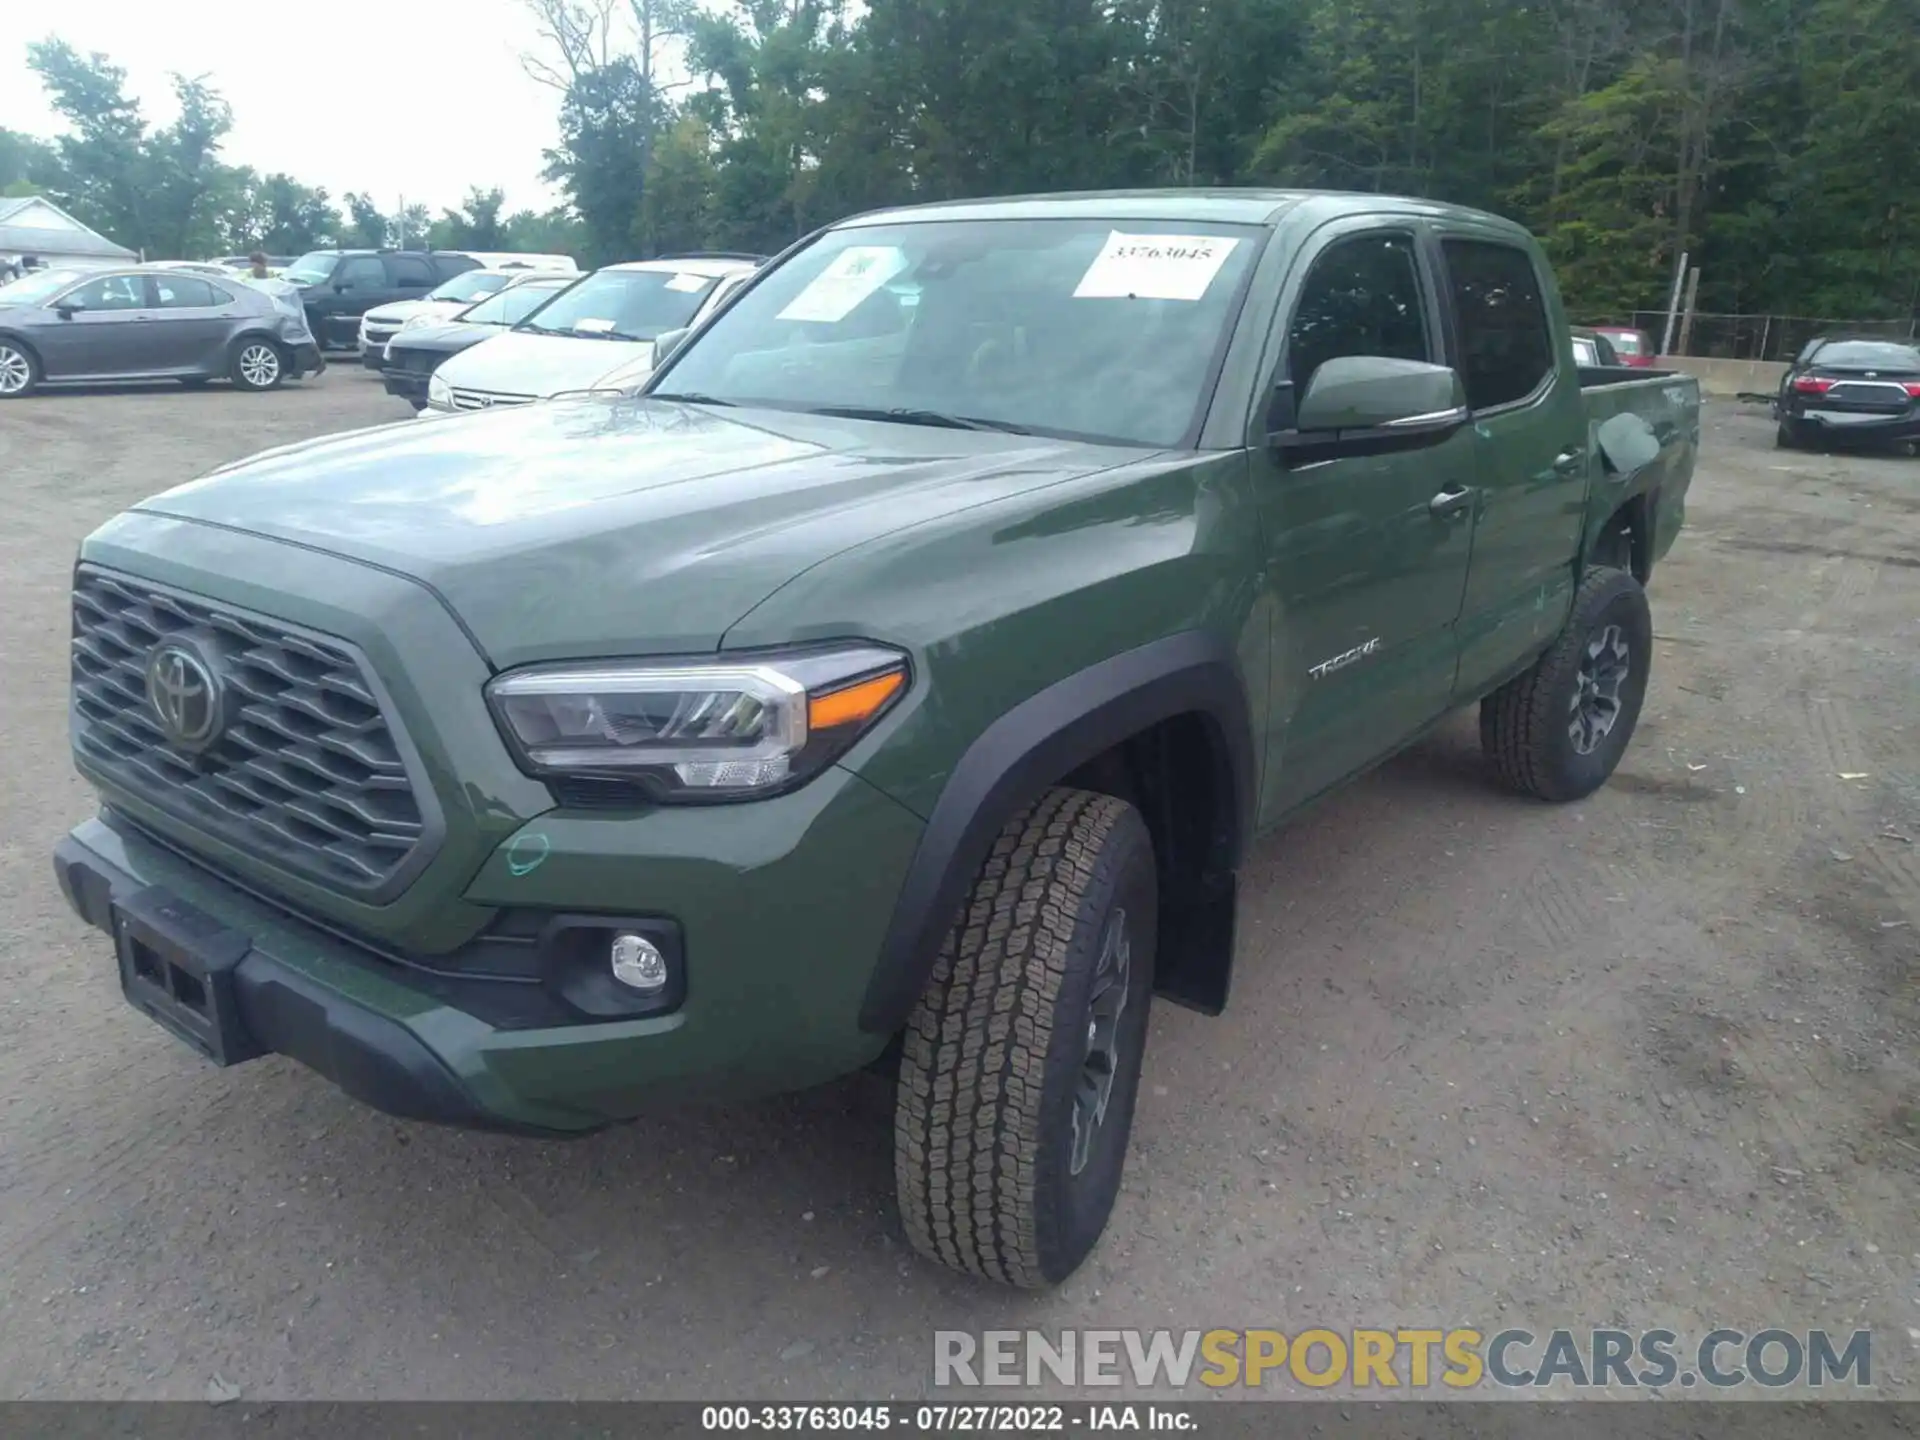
[145,643,222,749]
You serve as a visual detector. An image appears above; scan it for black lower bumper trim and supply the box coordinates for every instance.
[53,835,563,1137]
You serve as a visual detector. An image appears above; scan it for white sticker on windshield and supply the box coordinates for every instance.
[778,246,909,323]
[573,317,617,333]
[1073,232,1240,301]
[665,272,707,293]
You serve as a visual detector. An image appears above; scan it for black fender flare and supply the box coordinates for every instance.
[857,629,1257,1034]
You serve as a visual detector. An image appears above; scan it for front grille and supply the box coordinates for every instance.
[70,568,433,898]
[450,387,535,411]
[385,347,441,377]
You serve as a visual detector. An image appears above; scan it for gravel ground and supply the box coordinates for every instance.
[0,368,1914,1402]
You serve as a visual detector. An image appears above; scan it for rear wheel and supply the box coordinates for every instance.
[231,339,285,392]
[0,339,38,398]
[894,788,1156,1288]
[1480,566,1653,802]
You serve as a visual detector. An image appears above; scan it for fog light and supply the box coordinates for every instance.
[609,931,668,991]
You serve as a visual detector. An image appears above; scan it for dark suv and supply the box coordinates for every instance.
[283,250,482,351]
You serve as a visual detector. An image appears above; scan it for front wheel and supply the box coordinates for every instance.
[1480,566,1653,802]
[0,339,39,398]
[894,788,1157,1288]
[230,339,286,392]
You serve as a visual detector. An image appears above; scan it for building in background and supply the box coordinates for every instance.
[0,196,138,277]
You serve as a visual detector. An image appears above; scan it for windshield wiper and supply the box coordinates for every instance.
[801,405,1033,435]
[649,391,736,407]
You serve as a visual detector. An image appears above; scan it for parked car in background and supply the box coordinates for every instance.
[381,274,577,407]
[1570,327,1622,367]
[1590,325,1654,367]
[1774,335,1920,453]
[444,251,579,273]
[0,264,320,397]
[284,249,483,351]
[423,255,763,413]
[358,267,574,369]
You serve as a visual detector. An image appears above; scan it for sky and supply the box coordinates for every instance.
[0,0,569,216]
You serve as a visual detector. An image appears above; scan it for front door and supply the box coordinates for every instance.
[34,273,166,379]
[1431,234,1589,702]
[1254,225,1479,822]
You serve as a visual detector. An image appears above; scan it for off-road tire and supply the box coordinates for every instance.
[894,787,1157,1288]
[1480,566,1653,802]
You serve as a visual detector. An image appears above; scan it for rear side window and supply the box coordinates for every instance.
[153,275,231,308]
[390,255,435,286]
[1286,233,1429,394]
[336,256,386,288]
[1442,240,1554,409]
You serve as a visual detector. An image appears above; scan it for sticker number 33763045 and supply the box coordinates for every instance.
[1074,231,1240,302]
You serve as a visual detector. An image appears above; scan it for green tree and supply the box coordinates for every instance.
[343,192,391,248]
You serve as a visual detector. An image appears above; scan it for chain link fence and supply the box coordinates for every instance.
[1577,312,1920,361]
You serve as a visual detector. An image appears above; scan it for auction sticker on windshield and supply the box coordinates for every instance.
[1074,232,1240,301]
[779,246,910,323]
[574,317,618,333]
[665,273,708,293]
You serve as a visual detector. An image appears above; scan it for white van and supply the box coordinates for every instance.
[422,255,761,413]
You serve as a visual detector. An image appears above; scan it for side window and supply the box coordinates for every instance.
[336,256,386,289]
[153,275,230,308]
[1441,239,1555,410]
[390,255,434,287]
[1286,233,1429,395]
[68,274,148,311]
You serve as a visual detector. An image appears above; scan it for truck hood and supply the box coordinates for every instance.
[432,329,653,399]
[134,398,1149,669]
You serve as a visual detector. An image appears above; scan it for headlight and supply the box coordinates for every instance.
[485,644,908,800]
[400,311,442,333]
[427,371,453,409]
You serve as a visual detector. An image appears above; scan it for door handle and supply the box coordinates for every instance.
[1552,447,1585,474]
[1428,485,1474,518]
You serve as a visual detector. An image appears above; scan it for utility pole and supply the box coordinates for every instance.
[1660,251,1689,356]
[1675,266,1702,356]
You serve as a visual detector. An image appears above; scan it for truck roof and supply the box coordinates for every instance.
[839,188,1531,237]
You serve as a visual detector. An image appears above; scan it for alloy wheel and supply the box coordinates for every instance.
[1568,622,1630,755]
[1069,907,1132,1176]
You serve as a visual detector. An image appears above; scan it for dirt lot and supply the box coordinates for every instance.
[0,368,1914,1401]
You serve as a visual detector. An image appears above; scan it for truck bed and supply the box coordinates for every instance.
[1576,365,1700,574]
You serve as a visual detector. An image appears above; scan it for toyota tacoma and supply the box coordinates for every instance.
[55,191,1697,1288]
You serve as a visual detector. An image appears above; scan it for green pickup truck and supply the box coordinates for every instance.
[55,190,1697,1289]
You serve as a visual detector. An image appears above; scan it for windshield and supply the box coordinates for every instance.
[1813,340,1920,370]
[430,272,511,304]
[654,219,1262,446]
[0,268,88,305]
[517,267,721,341]
[461,280,570,326]
[285,252,339,284]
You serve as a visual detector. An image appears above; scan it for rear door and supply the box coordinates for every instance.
[146,273,242,372]
[1253,222,1479,821]
[1431,231,1589,703]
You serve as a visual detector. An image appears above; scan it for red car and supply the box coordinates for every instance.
[1591,325,1655,367]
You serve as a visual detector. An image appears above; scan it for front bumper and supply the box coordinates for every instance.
[360,346,391,371]
[55,759,922,1132]
[384,369,431,404]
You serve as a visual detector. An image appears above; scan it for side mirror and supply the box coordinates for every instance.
[54,301,84,320]
[651,326,691,367]
[1293,356,1467,436]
